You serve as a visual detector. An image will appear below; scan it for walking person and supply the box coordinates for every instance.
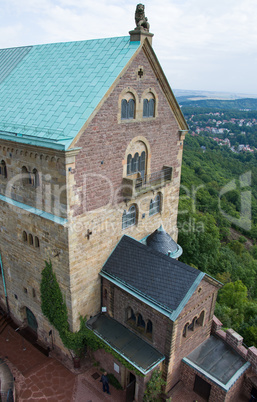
[100,371,110,394]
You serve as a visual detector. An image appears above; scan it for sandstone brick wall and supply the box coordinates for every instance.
[225,370,248,402]
[165,278,219,391]
[72,48,182,216]
[102,278,172,356]
[66,46,184,328]
[101,275,220,395]
[0,44,185,355]
[0,141,67,218]
[0,197,70,352]
[91,347,156,401]
[243,370,257,400]
[181,362,227,402]
[181,360,250,402]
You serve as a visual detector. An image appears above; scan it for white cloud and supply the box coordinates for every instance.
[0,0,256,94]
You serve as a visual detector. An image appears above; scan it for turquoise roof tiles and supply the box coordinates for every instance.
[0,37,140,150]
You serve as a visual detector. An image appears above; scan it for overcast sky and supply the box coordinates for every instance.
[1,0,257,95]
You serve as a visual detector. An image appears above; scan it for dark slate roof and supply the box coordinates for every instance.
[146,225,179,255]
[87,314,164,374]
[183,335,250,391]
[101,235,203,317]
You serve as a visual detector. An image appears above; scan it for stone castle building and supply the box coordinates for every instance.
[0,5,257,401]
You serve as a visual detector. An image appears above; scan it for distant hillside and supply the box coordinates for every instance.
[173,89,257,100]
[178,98,257,111]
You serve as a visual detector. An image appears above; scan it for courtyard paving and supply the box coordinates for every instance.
[0,323,126,401]
[0,323,248,401]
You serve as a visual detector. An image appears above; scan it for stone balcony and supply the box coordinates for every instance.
[122,166,172,199]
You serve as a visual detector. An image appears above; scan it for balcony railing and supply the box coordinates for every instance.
[122,166,172,199]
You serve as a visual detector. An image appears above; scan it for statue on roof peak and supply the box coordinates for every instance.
[135,4,150,32]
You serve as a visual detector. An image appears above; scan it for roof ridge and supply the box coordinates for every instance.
[0,36,131,51]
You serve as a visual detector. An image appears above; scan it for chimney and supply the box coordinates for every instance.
[129,4,154,46]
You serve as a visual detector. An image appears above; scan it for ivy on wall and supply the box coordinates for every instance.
[40,260,143,375]
[143,369,166,401]
[40,260,87,356]
[41,260,69,332]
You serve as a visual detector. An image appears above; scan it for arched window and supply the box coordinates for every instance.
[143,96,155,118]
[139,151,145,179]
[137,313,145,329]
[22,166,30,186]
[32,168,39,188]
[196,311,205,326]
[28,234,33,246]
[122,205,137,230]
[35,236,40,248]
[127,154,132,175]
[0,160,7,178]
[128,99,135,119]
[22,231,27,242]
[133,153,139,173]
[189,317,197,331]
[183,323,189,338]
[126,151,146,177]
[149,194,161,216]
[146,320,152,334]
[127,307,136,322]
[121,98,135,120]
[122,210,127,230]
[121,99,127,119]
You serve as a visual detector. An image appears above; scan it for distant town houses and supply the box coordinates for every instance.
[187,111,257,153]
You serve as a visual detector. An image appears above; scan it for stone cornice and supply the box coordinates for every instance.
[203,274,223,288]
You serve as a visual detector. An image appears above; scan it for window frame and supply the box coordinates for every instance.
[126,151,146,177]
[122,205,137,230]
[149,194,161,216]
[121,98,135,120]
[143,96,155,118]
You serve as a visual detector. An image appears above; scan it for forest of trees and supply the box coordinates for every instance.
[178,133,257,347]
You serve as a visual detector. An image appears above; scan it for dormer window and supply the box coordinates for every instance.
[121,98,135,120]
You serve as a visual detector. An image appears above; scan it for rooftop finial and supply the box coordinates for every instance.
[135,4,150,32]
[129,4,153,45]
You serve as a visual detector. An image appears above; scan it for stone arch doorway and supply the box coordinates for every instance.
[25,307,38,333]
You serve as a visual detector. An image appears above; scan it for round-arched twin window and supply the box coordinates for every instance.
[121,90,156,120]
[121,95,135,120]
[127,151,145,177]
[143,97,155,118]
[21,166,39,187]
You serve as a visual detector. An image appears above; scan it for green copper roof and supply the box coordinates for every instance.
[0,37,140,150]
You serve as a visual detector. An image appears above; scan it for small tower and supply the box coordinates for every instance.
[129,4,154,45]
